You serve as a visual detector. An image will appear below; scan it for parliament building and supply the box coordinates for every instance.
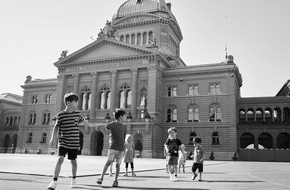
[1,0,290,161]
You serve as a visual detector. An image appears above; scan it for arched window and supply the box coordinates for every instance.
[277,132,290,149]
[265,108,272,122]
[9,117,13,126]
[188,107,199,122]
[27,133,33,143]
[212,132,220,145]
[125,34,130,43]
[247,109,254,122]
[120,35,124,42]
[258,132,273,149]
[188,108,194,122]
[119,84,131,108]
[137,33,141,45]
[148,31,153,41]
[14,116,18,125]
[240,133,255,149]
[120,90,126,109]
[255,109,263,122]
[274,108,282,122]
[41,133,47,143]
[166,109,171,122]
[283,107,290,122]
[80,87,91,110]
[168,87,177,97]
[166,108,178,122]
[29,112,37,125]
[172,109,178,122]
[42,111,50,125]
[209,106,222,121]
[99,86,110,109]
[6,117,9,126]
[239,109,246,122]
[131,34,135,45]
[210,83,221,95]
[188,86,194,96]
[142,32,147,44]
[45,94,52,103]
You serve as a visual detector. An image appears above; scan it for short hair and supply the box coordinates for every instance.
[168,127,177,134]
[63,92,79,105]
[114,109,126,120]
[193,136,202,143]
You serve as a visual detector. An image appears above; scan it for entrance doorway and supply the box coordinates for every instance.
[91,131,104,155]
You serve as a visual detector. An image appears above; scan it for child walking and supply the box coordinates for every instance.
[164,127,184,182]
[191,136,204,181]
[123,134,136,176]
[47,92,94,190]
[178,144,187,173]
[96,110,127,187]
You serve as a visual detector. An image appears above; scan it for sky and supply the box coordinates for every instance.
[1,0,289,97]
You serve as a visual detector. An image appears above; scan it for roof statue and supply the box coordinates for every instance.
[60,50,68,58]
[98,20,116,39]
[148,38,159,49]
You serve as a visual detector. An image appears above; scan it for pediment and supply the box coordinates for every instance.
[55,39,154,66]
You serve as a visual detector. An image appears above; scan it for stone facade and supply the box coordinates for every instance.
[0,0,289,161]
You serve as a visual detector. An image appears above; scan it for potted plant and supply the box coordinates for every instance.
[209,151,215,160]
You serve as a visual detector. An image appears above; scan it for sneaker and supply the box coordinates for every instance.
[96,178,103,185]
[169,173,173,181]
[172,176,177,182]
[47,180,57,190]
[132,173,136,177]
[198,178,202,181]
[192,173,198,181]
[123,173,128,176]
[71,179,77,188]
[112,181,118,187]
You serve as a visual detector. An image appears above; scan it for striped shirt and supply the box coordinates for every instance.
[56,110,84,149]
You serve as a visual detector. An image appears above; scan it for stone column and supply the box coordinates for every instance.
[55,74,66,113]
[73,74,80,94]
[90,72,98,120]
[147,65,157,117]
[110,70,117,116]
[131,68,138,118]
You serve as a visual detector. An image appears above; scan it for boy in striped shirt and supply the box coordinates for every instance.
[47,92,94,190]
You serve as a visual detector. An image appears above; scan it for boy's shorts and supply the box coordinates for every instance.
[58,147,78,160]
[192,163,203,173]
[167,156,178,166]
[107,149,123,165]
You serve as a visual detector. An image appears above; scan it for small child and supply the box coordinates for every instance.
[191,136,204,181]
[47,92,95,189]
[178,144,187,173]
[123,134,136,176]
[96,109,127,187]
[164,127,184,182]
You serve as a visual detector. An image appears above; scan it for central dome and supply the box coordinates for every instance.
[117,0,169,18]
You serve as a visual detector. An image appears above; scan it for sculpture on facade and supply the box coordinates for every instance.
[148,38,159,49]
[60,50,68,58]
[140,95,146,107]
[98,20,116,39]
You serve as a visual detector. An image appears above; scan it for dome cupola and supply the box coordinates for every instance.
[117,0,170,18]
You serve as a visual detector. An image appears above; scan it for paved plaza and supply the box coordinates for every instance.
[0,154,289,190]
